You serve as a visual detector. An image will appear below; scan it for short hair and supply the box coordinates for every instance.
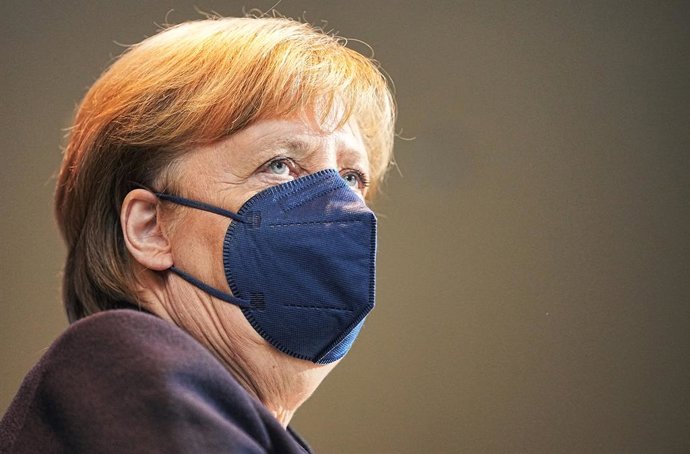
[54,17,396,322]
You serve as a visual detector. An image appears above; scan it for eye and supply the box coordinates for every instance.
[268,158,291,175]
[342,173,359,187]
[340,169,370,190]
[261,156,302,180]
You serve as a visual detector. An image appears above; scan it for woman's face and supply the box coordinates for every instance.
[157,114,370,378]
[167,113,370,296]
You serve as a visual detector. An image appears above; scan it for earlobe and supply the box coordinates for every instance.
[121,189,173,271]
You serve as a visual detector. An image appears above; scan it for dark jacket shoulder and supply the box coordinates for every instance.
[0,309,311,454]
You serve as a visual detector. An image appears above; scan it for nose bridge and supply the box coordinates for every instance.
[310,134,339,173]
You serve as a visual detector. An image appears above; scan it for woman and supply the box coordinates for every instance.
[0,16,394,453]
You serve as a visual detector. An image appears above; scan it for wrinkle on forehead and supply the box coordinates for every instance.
[175,113,369,198]
[235,114,367,162]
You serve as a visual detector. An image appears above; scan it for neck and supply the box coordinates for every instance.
[231,372,298,427]
[220,349,308,427]
[143,280,337,428]
[207,322,337,428]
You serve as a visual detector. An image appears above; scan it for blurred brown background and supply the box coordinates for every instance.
[1,1,689,453]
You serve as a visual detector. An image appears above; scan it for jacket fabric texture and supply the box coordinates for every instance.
[0,309,313,453]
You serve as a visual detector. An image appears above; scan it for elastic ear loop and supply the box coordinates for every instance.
[155,192,246,223]
[155,192,251,309]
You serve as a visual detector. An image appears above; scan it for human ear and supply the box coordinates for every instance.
[120,189,173,271]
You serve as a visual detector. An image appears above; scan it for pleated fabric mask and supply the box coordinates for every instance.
[155,169,377,364]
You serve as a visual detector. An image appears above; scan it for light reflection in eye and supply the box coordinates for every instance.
[268,159,290,175]
[340,169,369,191]
[342,172,359,187]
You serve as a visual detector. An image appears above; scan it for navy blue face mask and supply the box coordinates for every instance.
[155,169,376,364]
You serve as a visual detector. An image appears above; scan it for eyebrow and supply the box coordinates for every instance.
[240,136,318,170]
[255,133,369,174]
[272,136,320,156]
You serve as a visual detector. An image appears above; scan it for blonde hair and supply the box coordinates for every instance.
[55,17,396,322]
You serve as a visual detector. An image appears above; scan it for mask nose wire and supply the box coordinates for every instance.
[152,191,252,309]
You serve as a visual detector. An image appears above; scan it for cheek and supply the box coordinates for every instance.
[170,211,231,289]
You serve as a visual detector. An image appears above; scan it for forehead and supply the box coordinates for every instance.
[177,115,369,182]
[226,115,366,162]
[244,116,366,157]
